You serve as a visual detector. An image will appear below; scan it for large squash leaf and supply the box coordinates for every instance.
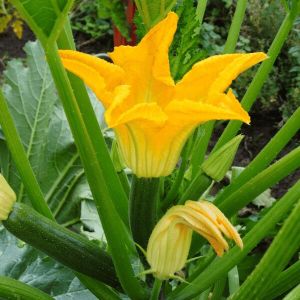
[0,41,103,225]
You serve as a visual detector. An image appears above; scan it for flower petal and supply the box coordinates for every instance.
[165,95,250,125]
[106,102,168,128]
[59,50,125,107]
[109,12,178,107]
[175,52,267,101]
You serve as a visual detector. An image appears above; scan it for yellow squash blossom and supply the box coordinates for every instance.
[59,12,267,178]
[146,200,243,280]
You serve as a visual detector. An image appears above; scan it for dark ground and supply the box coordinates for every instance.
[1,26,299,199]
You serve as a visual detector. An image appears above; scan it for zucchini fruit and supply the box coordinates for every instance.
[3,203,121,291]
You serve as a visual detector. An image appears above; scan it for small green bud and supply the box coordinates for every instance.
[0,174,16,220]
[201,135,244,182]
[111,140,126,172]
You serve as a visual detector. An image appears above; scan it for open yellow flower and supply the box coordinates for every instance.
[59,12,267,178]
[146,200,242,280]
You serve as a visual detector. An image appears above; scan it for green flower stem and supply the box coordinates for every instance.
[215,106,300,206]
[224,0,248,53]
[130,176,160,249]
[265,260,300,299]
[0,276,53,300]
[150,279,162,300]
[218,146,300,216]
[213,0,300,151]
[57,22,129,226]
[283,284,300,300]
[230,199,300,300]
[45,45,147,300]
[189,0,247,178]
[167,179,300,300]
[0,89,54,220]
[196,0,208,24]
[75,274,121,300]
[178,171,212,205]
[3,203,121,290]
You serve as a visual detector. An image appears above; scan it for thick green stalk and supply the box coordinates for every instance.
[215,106,300,205]
[76,274,121,300]
[45,45,147,300]
[283,284,300,300]
[0,276,53,300]
[196,0,208,24]
[167,180,300,300]
[57,22,129,226]
[0,89,54,220]
[213,0,300,151]
[230,199,300,300]
[224,0,248,53]
[189,0,247,177]
[218,146,300,216]
[266,260,300,299]
[130,176,160,249]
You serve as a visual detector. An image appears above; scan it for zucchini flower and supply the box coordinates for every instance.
[59,12,267,178]
[0,174,16,221]
[146,200,242,280]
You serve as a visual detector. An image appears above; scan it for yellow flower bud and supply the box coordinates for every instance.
[146,200,242,280]
[0,174,16,221]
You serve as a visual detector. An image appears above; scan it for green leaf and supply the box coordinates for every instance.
[10,0,74,46]
[134,0,177,30]
[80,199,106,242]
[0,225,96,299]
[0,41,98,225]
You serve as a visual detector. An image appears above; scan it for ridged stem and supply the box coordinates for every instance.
[218,146,300,216]
[0,276,53,300]
[230,198,300,300]
[265,260,300,299]
[130,176,160,249]
[215,106,300,205]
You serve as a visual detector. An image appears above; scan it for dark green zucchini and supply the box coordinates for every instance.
[3,203,121,291]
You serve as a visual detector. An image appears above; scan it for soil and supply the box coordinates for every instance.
[1,26,300,200]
